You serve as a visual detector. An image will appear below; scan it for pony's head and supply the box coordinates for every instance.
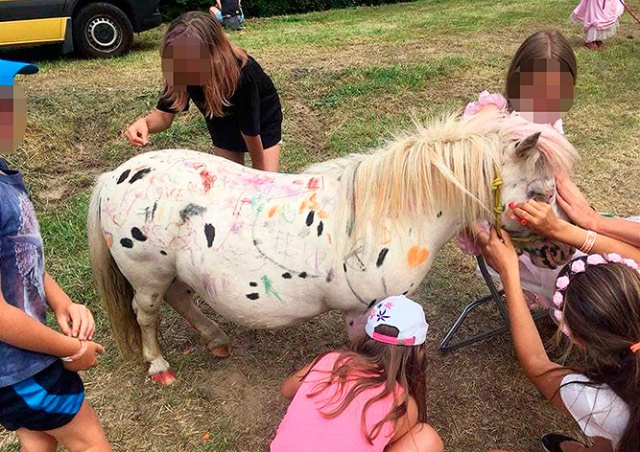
[496,116,575,234]
[479,111,578,267]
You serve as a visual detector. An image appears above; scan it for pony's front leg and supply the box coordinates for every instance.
[164,280,230,357]
[132,290,175,385]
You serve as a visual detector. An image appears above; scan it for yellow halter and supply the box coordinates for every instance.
[491,166,543,246]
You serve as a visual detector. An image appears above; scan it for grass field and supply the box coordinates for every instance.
[1,0,639,450]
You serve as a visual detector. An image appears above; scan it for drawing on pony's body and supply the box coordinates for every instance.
[88,108,577,383]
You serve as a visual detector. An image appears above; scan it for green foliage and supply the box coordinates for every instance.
[158,0,412,21]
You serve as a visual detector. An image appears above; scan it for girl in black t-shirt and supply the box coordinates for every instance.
[124,11,282,171]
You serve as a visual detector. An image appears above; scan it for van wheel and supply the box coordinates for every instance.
[73,3,133,58]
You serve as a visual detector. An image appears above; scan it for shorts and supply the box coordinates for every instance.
[214,138,283,153]
[0,360,85,431]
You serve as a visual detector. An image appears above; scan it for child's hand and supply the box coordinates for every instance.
[475,227,520,277]
[124,118,149,147]
[510,199,565,239]
[556,174,599,230]
[55,302,95,340]
[62,340,105,373]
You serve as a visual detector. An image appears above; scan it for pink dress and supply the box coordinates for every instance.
[271,352,402,452]
[572,0,624,42]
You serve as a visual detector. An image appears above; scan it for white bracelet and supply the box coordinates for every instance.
[579,230,597,254]
[61,340,87,363]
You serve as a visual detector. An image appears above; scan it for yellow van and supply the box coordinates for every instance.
[0,0,162,58]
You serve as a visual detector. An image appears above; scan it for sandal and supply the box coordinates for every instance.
[584,41,599,51]
[541,433,587,452]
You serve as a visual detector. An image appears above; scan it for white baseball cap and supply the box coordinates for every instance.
[365,295,429,346]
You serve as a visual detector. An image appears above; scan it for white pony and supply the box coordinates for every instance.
[88,108,577,383]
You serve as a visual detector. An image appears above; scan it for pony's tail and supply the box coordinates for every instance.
[88,174,141,360]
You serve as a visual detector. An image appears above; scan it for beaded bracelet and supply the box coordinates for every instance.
[61,340,88,363]
[579,230,597,254]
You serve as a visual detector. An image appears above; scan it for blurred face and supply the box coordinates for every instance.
[0,84,27,154]
[509,59,574,124]
[162,37,210,91]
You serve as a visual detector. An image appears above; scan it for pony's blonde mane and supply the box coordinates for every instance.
[306,108,577,247]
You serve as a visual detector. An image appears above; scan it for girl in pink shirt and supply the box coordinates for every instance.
[271,295,443,452]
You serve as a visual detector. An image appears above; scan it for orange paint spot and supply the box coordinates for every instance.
[308,193,320,210]
[299,200,307,213]
[381,227,392,245]
[307,177,321,190]
[317,210,328,219]
[407,246,429,267]
[104,232,113,248]
[327,233,332,244]
[268,206,278,218]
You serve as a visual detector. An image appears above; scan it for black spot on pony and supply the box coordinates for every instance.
[129,168,152,184]
[204,224,215,248]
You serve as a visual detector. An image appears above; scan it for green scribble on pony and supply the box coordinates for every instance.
[261,275,283,302]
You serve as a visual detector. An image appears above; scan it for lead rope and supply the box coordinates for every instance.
[491,169,504,240]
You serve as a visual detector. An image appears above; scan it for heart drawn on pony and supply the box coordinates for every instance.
[88,107,577,383]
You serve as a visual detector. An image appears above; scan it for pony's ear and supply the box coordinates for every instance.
[515,132,542,159]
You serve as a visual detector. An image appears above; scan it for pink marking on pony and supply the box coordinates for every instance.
[183,159,205,169]
[505,116,576,174]
[307,177,322,190]
[151,369,176,385]
[199,169,216,192]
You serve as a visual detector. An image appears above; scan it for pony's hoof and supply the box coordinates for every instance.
[151,369,176,385]
[212,344,230,358]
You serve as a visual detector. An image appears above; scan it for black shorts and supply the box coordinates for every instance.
[0,360,85,431]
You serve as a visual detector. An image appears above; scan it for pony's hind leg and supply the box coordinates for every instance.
[132,287,176,384]
[164,280,231,357]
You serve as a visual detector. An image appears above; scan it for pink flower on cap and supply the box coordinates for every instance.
[556,276,570,290]
[586,254,607,265]
[622,258,639,270]
[570,260,586,273]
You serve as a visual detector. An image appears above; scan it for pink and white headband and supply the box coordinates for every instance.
[553,253,640,337]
